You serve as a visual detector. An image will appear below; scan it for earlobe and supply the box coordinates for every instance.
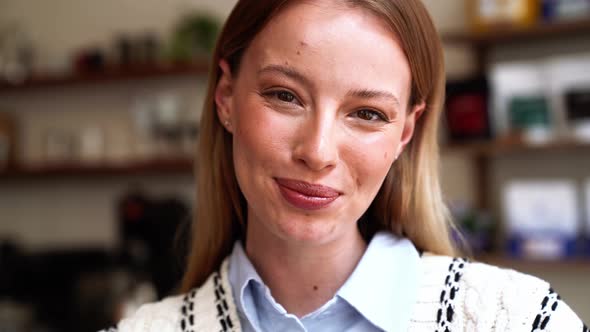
[215,59,234,132]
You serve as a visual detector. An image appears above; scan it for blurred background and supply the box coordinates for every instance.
[0,0,589,330]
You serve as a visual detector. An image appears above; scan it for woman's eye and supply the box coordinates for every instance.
[261,89,303,109]
[276,91,296,103]
[355,109,387,122]
[265,90,298,104]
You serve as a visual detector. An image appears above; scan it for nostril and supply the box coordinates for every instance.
[292,122,339,171]
[294,151,338,172]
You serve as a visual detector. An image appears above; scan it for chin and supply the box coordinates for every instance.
[271,215,348,245]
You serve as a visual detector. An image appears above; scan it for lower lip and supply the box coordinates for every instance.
[277,182,339,211]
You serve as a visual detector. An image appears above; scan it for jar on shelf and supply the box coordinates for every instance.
[467,0,540,31]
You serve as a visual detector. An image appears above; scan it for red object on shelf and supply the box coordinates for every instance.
[445,78,490,141]
[447,93,488,136]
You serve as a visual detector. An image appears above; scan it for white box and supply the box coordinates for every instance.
[504,180,578,234]
[489,54,590,141]
[503,180,579,258]
[489,61,547,137]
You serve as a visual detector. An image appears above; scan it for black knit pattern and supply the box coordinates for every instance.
[213,273,235,331]
[180,271,236,332]
[531,287,561,332]
[435,257,468,332]
[180,287,199,332]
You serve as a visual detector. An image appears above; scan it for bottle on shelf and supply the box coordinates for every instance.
[467,0,540,32]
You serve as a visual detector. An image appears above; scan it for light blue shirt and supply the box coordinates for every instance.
[227,231,421,332]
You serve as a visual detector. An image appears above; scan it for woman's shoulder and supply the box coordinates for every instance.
[100,294,185,332]
[415,253,586,331]
[420,252,547,287]
[102,264,237,332]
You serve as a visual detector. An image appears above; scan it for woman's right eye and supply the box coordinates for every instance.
[265,90,300,105]
[276,91,296,103]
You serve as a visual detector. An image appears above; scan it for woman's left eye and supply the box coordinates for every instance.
[265,90,300,105]
[276,91,296,103]
[353,109,388,122]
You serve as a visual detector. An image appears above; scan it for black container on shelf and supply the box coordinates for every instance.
[566,88,590,121]
[74,48,106,73]
[565,87,590,142]
[116,33,161,66]
[445,77,491,142]
[118,189,189,299]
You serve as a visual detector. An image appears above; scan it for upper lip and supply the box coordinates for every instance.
[275,178,341,198]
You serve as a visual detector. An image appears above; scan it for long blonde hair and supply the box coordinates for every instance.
[181,0,457,292]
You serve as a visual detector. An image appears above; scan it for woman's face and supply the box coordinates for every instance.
[216,0,423,246]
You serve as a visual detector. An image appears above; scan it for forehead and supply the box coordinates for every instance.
[240,0,412,102]
[257,1,397,56]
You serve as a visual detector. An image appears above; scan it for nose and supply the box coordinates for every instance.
[292,112,339,172]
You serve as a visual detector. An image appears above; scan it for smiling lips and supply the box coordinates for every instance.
[275,178,341,210]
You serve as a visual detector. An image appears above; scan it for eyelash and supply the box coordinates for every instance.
[263,89,301,106]
[352,109,389,122]
[263,89,390,123]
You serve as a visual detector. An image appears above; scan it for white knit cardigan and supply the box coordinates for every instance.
[103,254,588,332]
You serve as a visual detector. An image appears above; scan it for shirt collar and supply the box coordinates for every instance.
[227,240,265,329]
[337,231,421,332]
[227,232,421,332]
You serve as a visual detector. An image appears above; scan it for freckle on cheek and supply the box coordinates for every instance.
[383,152,388,160]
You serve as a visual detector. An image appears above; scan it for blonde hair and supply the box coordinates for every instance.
[181,0,458,292]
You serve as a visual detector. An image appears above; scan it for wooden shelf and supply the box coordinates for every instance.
[442,18,590,46]
[443,138,590,209]
[0,61,210,92]
[443,139,590,157]
[441,17,590,74]
[0,158,194,178]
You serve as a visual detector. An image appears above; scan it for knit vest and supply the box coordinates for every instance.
[104,254,588,332]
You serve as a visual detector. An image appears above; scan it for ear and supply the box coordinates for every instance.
[215,59,235,133]
[396,102,426,157]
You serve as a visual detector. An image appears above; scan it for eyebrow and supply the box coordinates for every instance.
[258,64,402,109]
[258,64,311,87]
[346,89,402,110]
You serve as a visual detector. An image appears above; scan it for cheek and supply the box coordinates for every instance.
[344,131,399,192]
[232,99,290,174]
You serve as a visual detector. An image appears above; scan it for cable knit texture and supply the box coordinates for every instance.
[101,254,587,332]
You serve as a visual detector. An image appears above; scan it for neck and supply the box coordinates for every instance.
[245,222,367,317]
